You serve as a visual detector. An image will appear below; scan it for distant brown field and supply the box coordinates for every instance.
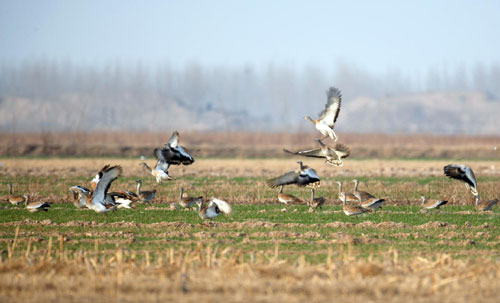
[1,131,499,158]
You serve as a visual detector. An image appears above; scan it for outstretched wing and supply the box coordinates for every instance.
[91,165,122,206]
[155,147,194,165]
[166,131,179,148]
[208,197,232,215]
[444,164,477,189]
[284,148,325,158]
[267,171,300,188]
[334,143,350,158]
[318,87,342,127]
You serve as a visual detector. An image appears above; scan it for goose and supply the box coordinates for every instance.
[309,188,325,209]
[196,197,232,219]
[85,165,122,215]
[475,195,498,211]
[341,194,369,216]
[284,139,350,166]
[24,195,50,213]
[179,187,203,209]
[443,164,478,196]
[277,185,303,205]
[267,161,320,188]
[304,87,342,141]
[335,181,358,203]
[4,183,25,206]
[140,160,174,184]
[136,179,156,204]
[155,131,195,166]
[421,196,447,210]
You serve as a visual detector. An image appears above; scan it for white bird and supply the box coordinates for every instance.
[285,139,350,166]
[85,165,122,215]
[443,164,478,196]
[197,197,232,219]
[304,87,342,141]
[140,160,173,184]
[24,195,50,213]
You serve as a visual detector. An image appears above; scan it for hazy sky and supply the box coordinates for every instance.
[1,0,499,74]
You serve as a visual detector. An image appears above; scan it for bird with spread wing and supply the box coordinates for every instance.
[284,139,350,166]
[304,87,342,141]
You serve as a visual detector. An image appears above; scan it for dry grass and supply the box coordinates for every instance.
[1,237,499,303]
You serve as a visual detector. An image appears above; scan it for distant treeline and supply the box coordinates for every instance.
[0,60,499,132]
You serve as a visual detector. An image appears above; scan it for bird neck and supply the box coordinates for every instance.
[141,162,152,172]
[8,184,13,195]
[179,188,184,201]
[475,195,480,207]
[305,116,316,124]
[311,189,315,201]
[136,182,142,195]
[421,197,426,206]
[337,182,343,193]
[353,180,359,192]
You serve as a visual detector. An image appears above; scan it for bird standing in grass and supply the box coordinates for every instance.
[336,181,358,203]
[309,188,325,209]
[341,194,370,216]
[474,195,498,211]
[178,187,203,209]
[24,195,50,213]
[3,183,25,206]
[304,87,342,141]
[277,185,303,205]
[420,196,447,211]
[136,179,156,204]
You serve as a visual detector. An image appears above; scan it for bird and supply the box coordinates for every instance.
[284,139,350,166]
[443,164,478,196]
[341,194,370,216]
[196,197,232,219]
[69,185,92,208]
[474,195,498,211]
[85,165,122,215]
[266,161,320,188]
[277,185,303,205]
[135,179,156,204]
[24,195,50,213]
[421,196,448,210]
[155,131,195,166]
[335,181,358,203]
[304,87,342,141]
[361,197,385,211]
[3,183,26,206]
[140,161,174,184]
[352,179,376,202]
[309,188,325,209]
[106,191,139,209]
[178,187,203,209]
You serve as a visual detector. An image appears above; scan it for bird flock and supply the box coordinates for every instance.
[1,87,497,217]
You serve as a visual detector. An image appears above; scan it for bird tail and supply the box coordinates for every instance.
[209,197,232,215]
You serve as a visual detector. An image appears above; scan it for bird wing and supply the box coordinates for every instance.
[155,159,171,172]
[318,87,342,127]
[267,171,300,188]
[90,164,111,185]
[208,197,232,215]
[91,165,122,206]
[155,147,194,165]
[166,131,180,148]
[334,143,351,158]
[443,164,477,189]
[283,148,325,158]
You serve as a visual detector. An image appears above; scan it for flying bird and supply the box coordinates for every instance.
[443,164,478,196]
[140,161,173,183]
[304,87,342,141]
[266,161,320,188]
[155,131,195,166]
[284,139,350,166]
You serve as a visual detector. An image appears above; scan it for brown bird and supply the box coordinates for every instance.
[304,87,342,141]
[341,194,370,216]
[352,179,376,201]
[178,187,203,209]
[3,183,25,206]
[277,185,303,205]
[309,188,325,209]
[336,181,358,203]
[421,196,448,210]
[475,195,498,211]
[24,195,51,213]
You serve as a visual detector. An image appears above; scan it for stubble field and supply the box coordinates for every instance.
[1,156,499,302]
